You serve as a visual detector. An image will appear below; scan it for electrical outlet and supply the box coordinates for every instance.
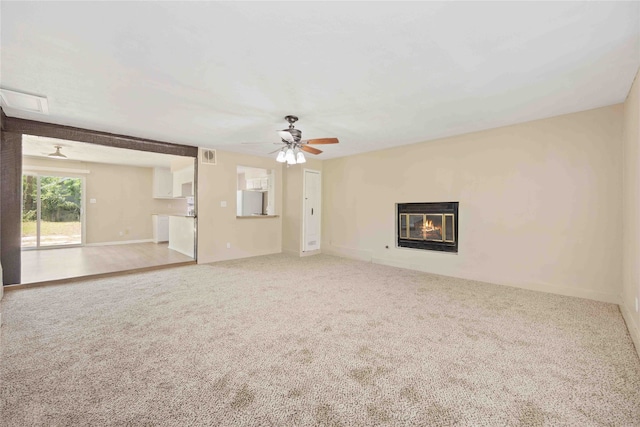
[119,231,124,236]
[226,242,231,249]
[221,201,227,208]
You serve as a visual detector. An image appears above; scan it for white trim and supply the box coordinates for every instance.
[300,249,321,257]
[372,256,620,305]
[281,248,300,257]
[620,301,640,358]
[36,175,41,246]
[22,244,82,251]
[322,245,621,304]
[81,177,87,245]
[323,244,373,262]
[23,166,90,174]
[281,247,321,257]
[85,239,154,247]
[302,168,321,252]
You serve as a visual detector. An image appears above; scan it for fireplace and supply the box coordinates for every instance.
[396,202,459,253]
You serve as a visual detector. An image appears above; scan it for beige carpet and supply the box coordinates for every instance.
[1,254,639,426]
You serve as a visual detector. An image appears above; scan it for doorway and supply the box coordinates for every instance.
[303,169,321,252]
[20,135,198,285]
[21,173,85,248]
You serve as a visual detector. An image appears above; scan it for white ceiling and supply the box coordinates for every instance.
[2,2,639,160]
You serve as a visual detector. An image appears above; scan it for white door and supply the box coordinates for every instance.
[303,169,321,252]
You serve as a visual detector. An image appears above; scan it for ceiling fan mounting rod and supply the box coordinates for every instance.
[284,115,298,129]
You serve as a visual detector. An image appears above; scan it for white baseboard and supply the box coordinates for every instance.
[86,239,154,247]
[282,248,322,257]
[323,245,373,262]
[300,249,322,257]
[620,301,640,358]
[197,249,281,265]
[372,256,620,305]
[331,248,636,355]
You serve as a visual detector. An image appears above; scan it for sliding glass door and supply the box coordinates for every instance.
[22,173,84,248]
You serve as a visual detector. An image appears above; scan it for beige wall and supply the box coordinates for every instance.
[322,105,623,303]
[622,68,640,351]
[23,157,187,244]
[282,158,323,255]
[171,156,194,172]
[197,150,283,263]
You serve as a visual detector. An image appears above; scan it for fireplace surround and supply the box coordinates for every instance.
[396,202,459,253]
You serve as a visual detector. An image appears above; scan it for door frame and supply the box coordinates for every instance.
[302,168,321,253]
[21,169,87,250]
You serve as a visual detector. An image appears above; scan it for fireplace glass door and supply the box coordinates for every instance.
[399,213,454,242]
[397,202,458,252]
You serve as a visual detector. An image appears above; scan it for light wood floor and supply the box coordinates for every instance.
[21,243,194,285]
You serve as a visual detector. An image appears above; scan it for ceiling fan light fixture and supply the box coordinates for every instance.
[296,150,306,164]
[285,148,296,164]
[48,145,67,159]
[266,115,338,164]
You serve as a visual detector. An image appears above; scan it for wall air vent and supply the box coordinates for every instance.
[0,88,49,115]
[201,149,217,165]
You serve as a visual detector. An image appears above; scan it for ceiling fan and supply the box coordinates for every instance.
[47,145,67,159]
[245,115,339,165]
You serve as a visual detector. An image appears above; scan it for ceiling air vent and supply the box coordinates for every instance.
[201,149,217,165]
[0,88,49,114]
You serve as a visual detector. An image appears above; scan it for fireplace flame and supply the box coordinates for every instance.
[422,219,441,239]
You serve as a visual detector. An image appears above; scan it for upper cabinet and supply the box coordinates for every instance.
[172,164,195,197]
[154,163,195,199]
[246,177,269,190]
[237,165,275,216]
[152,167,173,199]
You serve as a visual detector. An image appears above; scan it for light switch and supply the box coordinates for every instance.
[90,198,96,204]
[220,201,227,207]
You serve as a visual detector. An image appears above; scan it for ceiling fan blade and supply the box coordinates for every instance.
[268,148,283,154]
[241,142,274,145]
[300,145,323,155]
[278,130,295,143]
[303,137,339,145]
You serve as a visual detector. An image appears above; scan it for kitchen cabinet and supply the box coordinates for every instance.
[246,177,268,190]
[168,216,195,257]
[152,215,169,243]
[152,168,173,199]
